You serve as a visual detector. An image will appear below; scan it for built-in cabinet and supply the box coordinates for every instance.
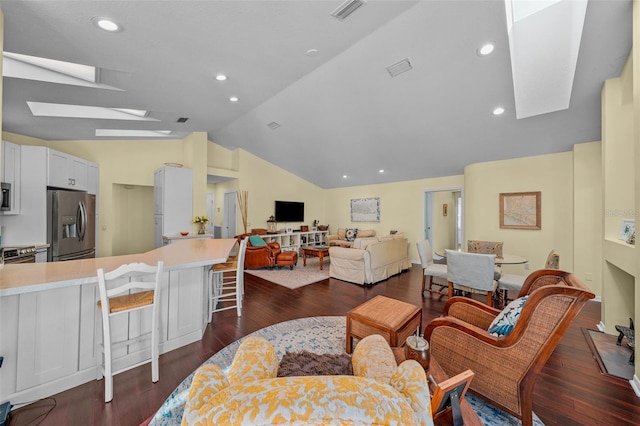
[262,230,328,253]
[1,141,21,215]
[47,149,88,191]
[154,166,193,248]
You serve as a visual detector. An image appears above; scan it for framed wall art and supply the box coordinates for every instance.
[499,191,541,230]
[618,219,635,242]
[350,197,380,222]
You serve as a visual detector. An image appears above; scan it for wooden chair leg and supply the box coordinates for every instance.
[486,292,493,307]
[421,274,426,293]
[448,281,454,299]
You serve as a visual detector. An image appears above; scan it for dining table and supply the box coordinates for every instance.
[434,249,527,265]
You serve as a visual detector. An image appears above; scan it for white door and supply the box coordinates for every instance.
[222,191,236,238]
[206,192,215,235]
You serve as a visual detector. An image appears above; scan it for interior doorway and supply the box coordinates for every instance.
[206,192,215,235]
[423,187,464,254]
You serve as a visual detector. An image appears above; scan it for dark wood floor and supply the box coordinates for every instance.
[9,265,640,426]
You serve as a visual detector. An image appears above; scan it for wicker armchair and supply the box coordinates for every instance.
[424,269,595,426]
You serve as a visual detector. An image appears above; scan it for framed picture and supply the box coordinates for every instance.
[430,369,474,416]
[499,191,541,230]
[285,227,293,234]
[311,226,317,231]
[618,219,635,241]
[350,197,380,222]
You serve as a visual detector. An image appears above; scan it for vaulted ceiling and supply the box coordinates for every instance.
[0,0,632,188]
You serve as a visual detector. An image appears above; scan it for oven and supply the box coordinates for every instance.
[2,246,37,264]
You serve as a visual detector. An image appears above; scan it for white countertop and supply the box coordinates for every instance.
[0,238,236,296]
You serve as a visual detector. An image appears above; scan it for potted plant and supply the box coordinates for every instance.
[193,215,210,234]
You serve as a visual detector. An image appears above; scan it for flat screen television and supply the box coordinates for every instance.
[275,201,304,222]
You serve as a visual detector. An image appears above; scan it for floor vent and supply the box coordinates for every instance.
[330,0,365,21]
[386,58,413,78]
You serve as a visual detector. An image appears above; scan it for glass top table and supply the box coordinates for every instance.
[434,249,527,265]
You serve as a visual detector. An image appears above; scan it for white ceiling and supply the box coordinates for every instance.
[0,0,632,188]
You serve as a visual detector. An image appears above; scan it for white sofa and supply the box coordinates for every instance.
[329,234,410,285]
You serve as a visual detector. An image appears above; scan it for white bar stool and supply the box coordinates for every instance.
[208,237,248,320]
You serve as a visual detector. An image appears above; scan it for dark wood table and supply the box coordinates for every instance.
[301,246,330,270]
[392,348,482,426]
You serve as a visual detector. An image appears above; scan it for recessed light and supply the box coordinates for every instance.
[342,175,348,179]
[92,17,122,32]
[378,169,385,173]
[493,106,505,115]
[229,96,239,102]
[306,49,319,57]
[215,74,227,81]
[477,43,495,56]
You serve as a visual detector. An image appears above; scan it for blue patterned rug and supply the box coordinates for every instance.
[148,316,544,425]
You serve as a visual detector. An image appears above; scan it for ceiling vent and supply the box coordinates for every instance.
[176,117,189,123]
[330,0,366,21]
[267,121,281,130]
[386,58,413,78]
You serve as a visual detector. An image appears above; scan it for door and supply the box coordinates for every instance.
[222,191,236,238]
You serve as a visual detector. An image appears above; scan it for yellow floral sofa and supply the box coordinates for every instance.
[182,334,433,425]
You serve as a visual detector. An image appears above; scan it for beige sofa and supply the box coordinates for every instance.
[329,234,410,285]
[326,228,376,247]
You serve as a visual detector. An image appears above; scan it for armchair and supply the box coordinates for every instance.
[242,235,281,269]
[424,269,594,426]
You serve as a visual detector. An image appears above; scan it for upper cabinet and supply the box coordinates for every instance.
[47,149,88,191]
[1,141,21,215]
[87,161,99,195]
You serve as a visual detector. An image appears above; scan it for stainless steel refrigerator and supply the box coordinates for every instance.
[47,189,96,261]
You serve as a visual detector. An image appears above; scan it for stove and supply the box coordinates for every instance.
[1,246,37,264]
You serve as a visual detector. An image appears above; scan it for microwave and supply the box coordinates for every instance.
[1,182,11,211]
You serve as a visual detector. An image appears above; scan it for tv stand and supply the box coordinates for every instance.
[261,230,328,253]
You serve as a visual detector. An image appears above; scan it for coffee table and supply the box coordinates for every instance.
[346,295,421,353]
[302,246,330,270]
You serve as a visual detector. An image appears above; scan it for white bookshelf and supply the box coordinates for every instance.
[262,230,328,253]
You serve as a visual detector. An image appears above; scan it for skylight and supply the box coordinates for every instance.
[505,0,587,118]
[96,129,172,137]
[27,102,158,121]
[3,51,122,90]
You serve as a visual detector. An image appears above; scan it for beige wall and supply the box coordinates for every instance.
[323,176,465,262]
[464,152,575,278]
[112,183,154,255]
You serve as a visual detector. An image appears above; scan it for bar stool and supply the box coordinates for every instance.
[96,261,164,403]
[209,237,248,320]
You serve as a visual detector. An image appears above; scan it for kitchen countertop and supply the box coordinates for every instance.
[163,233,214,240]
[0,238,236,296]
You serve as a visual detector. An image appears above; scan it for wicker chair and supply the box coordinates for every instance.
[424,269,595,426]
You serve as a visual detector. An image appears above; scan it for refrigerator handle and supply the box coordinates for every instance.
[77,201,87,241]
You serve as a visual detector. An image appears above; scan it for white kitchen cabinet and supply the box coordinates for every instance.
[154,166,192,247]
[16,286,81,391]
[87,161,99,195]
[47,149,87,191]
[167,269,204,341]
[1,140,21,214]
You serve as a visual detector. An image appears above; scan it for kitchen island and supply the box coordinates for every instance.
[0,238,237,406]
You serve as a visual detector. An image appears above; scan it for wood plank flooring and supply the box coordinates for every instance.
[9,265,640,426]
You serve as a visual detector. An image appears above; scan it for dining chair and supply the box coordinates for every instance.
[467,240,504,257]
[499,250,560,299]
[209,237,248,319]
[415,240,448,297]
[446,249,497,307]
[96,260,164,403]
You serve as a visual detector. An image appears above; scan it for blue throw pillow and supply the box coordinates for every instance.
[488,295,528,337]
[248,234,267,247]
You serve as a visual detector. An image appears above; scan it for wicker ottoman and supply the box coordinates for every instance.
[346,295,422,354]
[276,251,298,270]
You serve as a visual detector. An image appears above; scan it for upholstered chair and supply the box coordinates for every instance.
[446,249,497,307]
[424,269,594,426]
[243,234,281,269]
[467,240,504,257]
[416,240,448,297]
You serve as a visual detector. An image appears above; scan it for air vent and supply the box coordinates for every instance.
[330,0,365,21]
[386,58,413,78]
[267,121,281,130]
[176,117,189,123]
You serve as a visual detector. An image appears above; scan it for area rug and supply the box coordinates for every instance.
[244,257,329,289]
[147,316,544,426]
[583,328,634,381]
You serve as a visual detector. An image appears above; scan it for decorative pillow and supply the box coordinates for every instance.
[248,234,267,247]
[344,228,358,241]
[488,295,528,337]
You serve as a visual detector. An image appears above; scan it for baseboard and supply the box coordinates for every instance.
[630,375,640,397]
[596,321,605,332]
